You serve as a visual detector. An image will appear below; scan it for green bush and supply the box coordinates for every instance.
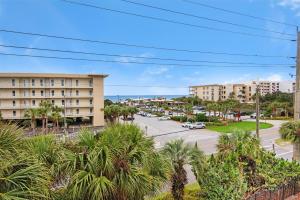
[195,113,208,122]
[205,122,223,126]
[149,183,201,200]
[171,116,188,122]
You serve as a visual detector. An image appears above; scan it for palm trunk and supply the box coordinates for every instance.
[293,142,300,162]
[42,117,45,133]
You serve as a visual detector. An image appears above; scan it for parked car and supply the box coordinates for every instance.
[182,122,192,128]
[158,116,171,121]
[188,122,206,129]
[250,113,264,119]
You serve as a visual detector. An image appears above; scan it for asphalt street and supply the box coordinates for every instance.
[133,115,293,183]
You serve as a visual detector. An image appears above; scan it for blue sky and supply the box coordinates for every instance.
[0,0,299,95]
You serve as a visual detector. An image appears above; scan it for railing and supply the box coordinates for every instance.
[245,178,300,200]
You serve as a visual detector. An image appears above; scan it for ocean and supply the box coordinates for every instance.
[105,95,186,102]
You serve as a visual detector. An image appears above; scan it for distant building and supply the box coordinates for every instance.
[190,80,295,103]
[0,73,108,127]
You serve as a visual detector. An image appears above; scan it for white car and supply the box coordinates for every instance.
[158,116,171,121]
[188,122,206,129]
[250,113,264,119]
[182,122,192,128]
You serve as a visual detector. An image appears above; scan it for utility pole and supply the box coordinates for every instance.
[256,81,260,138]
[294,28,300,120]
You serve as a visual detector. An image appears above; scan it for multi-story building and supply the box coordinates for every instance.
[0,73,108,127]
[190,80,295,103]
[189,84,222,101]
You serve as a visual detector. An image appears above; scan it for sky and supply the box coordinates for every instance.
[0,0,299,95]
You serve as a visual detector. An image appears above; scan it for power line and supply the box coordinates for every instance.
[0,52,295,68]
[60,0,295,41]
[120,0,295,37]
[0,44,295,66]
[181,0,298,28]
[0,29,294,59]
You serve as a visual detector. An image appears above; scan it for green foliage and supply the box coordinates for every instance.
[280,121,300,143]
[171,116,188,122]
[207,121,273,133]
[162,140,205,200]
[104,99,113,107]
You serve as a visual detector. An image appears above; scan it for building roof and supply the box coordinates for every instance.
[190,84,221,88]
[0,73,109,78]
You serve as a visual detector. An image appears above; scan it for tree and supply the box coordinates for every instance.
[39,100,53,133]
[24,108,39,133]
[268,101,281,117]
[120,106,130,120]
[104,104,121,123]
[128,106,138,121]
[280,121,300,161]
[162,139,204,200]
[0,123,51,199]
[67,124,169,200]
[0,111,2,121]
[104,99,113,107]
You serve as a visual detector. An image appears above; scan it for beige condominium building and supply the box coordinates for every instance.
[190,80,295,103]
[0,73,108,127]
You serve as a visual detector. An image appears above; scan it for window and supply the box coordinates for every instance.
[62,100,65,105]
[52,100,55,105]
[61,79,65,86]
[76,90,79,96]
[12,100,16,107]
[89,99,93,105]
[76,99,79,105]
[32,100,36,106]
[32,79,35,86]
[89,79,93,87]
[76,80,79,86]
[41,90,44,96]
[12,79,15,86]
[76,109,79,114]
[51,90,55,96]
[61,90,65,96]
[40,79,44,86]
[12,91,15,97]
[32,90,35,96]
[51,80,54,86]
[89,90,93,96]
[90,108,93,114]
[13,110,16,117]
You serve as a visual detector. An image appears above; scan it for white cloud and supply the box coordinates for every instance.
[264,73,283,81]
[114,53,154,64]
[277,0,300,15]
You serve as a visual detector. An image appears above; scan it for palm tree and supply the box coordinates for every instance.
[162,139,204,200]
[104,104,121,123]
[268,101,281,117]
[67,124,169,200]
[0,123,51,199]
[51,105,63,131]
[128,106,138,122]
[24,108,39,133]
[280,121,300,161]
[39,100,53,133]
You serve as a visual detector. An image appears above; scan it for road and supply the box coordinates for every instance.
[133,115,293,182]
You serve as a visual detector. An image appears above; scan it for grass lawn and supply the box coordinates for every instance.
[148,183,200,200]
[207,121,273,133]
[275,138,291,146]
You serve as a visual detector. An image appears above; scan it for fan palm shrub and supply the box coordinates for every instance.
[162,140,204,200]
[66,123,169,200]
[280,121,300,161]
